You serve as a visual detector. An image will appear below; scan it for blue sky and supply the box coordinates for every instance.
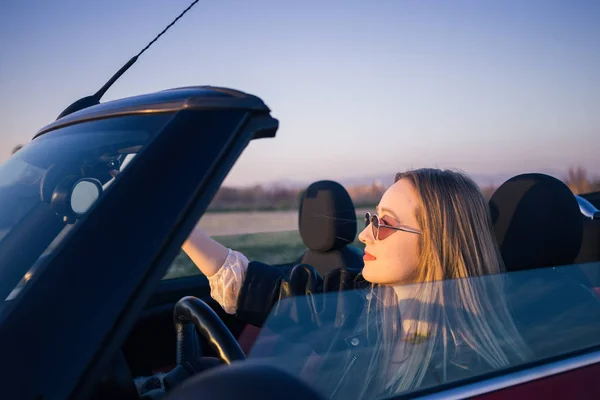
[1,0,599,186]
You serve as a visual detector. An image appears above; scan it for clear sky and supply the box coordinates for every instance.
[1,0,599,186]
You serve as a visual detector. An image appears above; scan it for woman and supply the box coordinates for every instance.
[182,168,530,399]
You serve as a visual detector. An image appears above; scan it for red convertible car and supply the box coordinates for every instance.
[0,86,599,400]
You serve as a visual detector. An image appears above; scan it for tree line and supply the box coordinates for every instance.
[207,167,600,212]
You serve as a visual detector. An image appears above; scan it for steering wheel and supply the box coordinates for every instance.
[169,296,246,384]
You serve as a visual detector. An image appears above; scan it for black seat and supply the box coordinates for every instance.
[489,173,600,357]
[490,173,583,272]
[297,180,363,276]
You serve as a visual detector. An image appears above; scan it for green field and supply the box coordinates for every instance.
[163,228,365,280]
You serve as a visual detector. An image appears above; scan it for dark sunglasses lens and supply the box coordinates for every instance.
[364,213,370,228]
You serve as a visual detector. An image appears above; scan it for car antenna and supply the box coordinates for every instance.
[56,0,200,120]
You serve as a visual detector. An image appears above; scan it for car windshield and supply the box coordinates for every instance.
[248,262,600,399]
[0,113,173,308]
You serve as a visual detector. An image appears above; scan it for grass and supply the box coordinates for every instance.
[163,228,365,280]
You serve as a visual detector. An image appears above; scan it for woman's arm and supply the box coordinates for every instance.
[182,227,364,328]
[181,227,313,326]
[182,228,249,314]
[182,228,230,277]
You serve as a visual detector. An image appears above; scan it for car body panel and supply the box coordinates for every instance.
[414,350,600,399]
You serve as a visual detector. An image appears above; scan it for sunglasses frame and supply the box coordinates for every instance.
[365,212,422,240]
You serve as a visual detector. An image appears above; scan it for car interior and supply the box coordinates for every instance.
[108,172,600,400]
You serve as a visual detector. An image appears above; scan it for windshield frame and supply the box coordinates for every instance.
[0,90,278,400]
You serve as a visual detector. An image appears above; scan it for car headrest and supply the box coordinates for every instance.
[299,180,357,252]
[490,173,583,272]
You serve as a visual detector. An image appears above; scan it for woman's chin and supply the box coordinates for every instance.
[362,263,410,286]
[361,264,380,284]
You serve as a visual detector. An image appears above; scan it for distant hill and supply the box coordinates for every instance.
[264,170,564,190]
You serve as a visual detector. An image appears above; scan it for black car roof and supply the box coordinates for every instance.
[34,86,272,138]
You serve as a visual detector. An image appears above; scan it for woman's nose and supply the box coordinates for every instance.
[358,225,373,244]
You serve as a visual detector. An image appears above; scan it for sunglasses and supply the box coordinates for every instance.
[364,212,422,240]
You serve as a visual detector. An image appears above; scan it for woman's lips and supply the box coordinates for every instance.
[363,251,377,261]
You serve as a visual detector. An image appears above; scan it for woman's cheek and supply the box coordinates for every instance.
[388,242,418,280]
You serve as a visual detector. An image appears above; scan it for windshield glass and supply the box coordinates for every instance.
[248,262,600,399]
[1,113,172,307]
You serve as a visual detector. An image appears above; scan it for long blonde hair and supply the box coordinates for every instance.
[359,169,530,398]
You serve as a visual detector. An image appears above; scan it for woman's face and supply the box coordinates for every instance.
[359,178,422,285]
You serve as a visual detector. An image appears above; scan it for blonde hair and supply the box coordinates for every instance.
[358,169,530,398]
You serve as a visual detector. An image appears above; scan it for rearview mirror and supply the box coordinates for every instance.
[51,177,103,223]
[71,180,102,215]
